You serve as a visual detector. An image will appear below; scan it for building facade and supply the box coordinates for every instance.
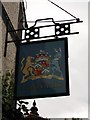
[0,1,23,119]
[0,1,22,74]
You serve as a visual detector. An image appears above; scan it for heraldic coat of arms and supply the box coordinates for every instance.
[20,48,64,83]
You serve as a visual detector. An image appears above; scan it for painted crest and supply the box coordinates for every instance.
[20,48,64,83]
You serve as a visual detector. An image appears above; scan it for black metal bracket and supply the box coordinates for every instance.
[7,17,83,43]
[3,17,83,57]
[1,0,83,57]
[24,18,81,41]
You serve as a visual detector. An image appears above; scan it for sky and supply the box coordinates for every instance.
[21,0,88,118]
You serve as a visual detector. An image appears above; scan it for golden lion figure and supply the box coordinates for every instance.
[21,56,34,83]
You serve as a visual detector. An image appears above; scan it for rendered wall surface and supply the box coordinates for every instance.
[1,2,21,73]
[0,16,2,73]
[0,1,22,119]
[0,14,2,120]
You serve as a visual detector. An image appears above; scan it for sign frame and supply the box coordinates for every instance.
[14,37,69,100]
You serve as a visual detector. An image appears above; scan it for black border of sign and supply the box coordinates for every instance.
[14,37,69,100]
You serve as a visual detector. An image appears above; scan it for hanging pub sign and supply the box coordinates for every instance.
[15,37,69,99]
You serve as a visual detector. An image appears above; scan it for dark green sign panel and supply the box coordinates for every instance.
[15,37,69,99]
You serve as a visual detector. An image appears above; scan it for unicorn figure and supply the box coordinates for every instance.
[50,48,63,77]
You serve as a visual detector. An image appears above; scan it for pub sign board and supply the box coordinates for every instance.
[15,37,69,99]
